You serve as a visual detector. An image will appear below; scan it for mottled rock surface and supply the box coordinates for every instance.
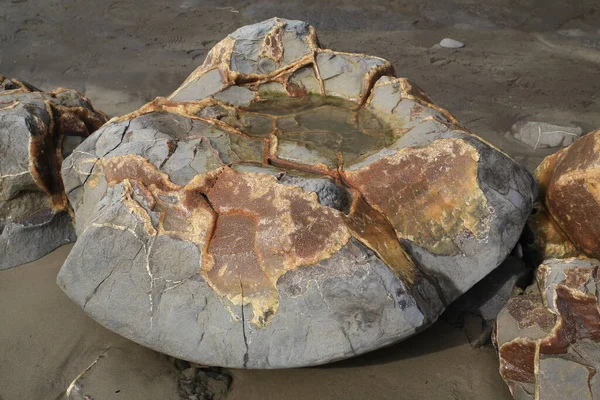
[0,75,107,270]
[495,258,600,400]
[528,129,600,261]
[511,121,582,149]
[57,18,536,368]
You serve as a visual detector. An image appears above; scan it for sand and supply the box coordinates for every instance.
[1,1,600,399]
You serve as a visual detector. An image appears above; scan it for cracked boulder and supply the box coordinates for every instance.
[528,129,600,261]
[57,18,536,368]
[494,258,600,400]
[0,75,107,270]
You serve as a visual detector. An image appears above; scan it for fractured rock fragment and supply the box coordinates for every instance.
[0,75,107,270]
[57,18,536,368]
[528,129,600,261]
[495,258,600,400]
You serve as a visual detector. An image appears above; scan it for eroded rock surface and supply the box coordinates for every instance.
[57,18,535,368]
[528,129,600,261]
[0,75,107,270]
[495,258,600,400]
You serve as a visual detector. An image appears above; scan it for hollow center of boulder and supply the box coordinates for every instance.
[243,94,395,167]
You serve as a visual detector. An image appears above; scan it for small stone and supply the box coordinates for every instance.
[440,38,464,48]
[511,121,582,149]
[181,367,198,380]
[557,28,586,37]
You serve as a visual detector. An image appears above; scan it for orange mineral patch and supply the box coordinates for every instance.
[206,168,351,325]
[102,156,352,326]
[343,138,492,255]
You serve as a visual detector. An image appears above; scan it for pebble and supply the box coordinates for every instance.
[440,38,465,48]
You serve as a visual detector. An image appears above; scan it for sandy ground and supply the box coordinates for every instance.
[1,1,600,399]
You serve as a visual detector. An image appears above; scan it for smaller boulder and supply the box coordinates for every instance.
[0,75,107,270]
[495,258,600,400]
[511,121,582,149]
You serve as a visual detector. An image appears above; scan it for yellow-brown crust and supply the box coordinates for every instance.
[532,129,600,259]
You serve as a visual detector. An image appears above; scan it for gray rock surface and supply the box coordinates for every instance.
[0,75,107,270]
[510,120,582,149]
[495,258,600,400]
[57,19,536,368]
[443,256,531,347]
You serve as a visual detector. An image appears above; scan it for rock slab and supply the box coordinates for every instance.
[57,18,536,368]
[0,75,107,270]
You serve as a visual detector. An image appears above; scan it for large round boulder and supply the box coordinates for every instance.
[0,75,107,270]
[57,18,536,368]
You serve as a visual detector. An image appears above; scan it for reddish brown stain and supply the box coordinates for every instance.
[506,292,556,332]
[104,158,351,326]
[499,340,537,383]
[563,267,596,290]
[540,285,600,354]
[261,26,283,62]
[24,97,106,213]
[344,138,491,255]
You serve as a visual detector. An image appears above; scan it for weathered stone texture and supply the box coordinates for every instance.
[0,75,107,269]
[495,258,600,400]
[528,129,600,261]
[57,18,535,368]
